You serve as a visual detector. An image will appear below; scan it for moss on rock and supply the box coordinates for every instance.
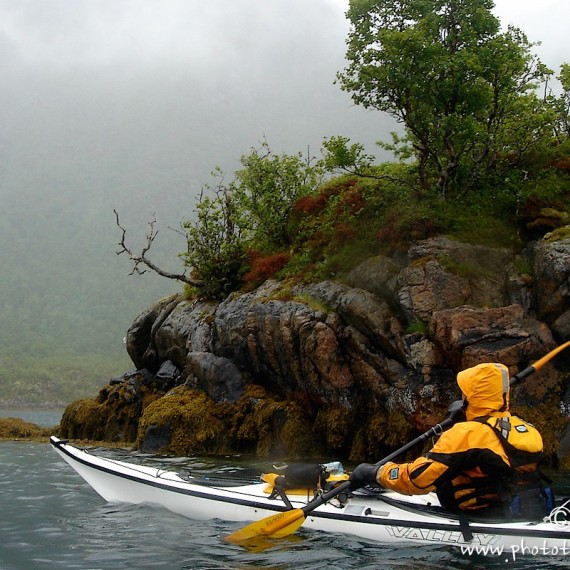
[59,373,159,443]
[132,383,326,459]
[313,405,355,456]
[515,401,570,462]
[137,386,229,455]
[0,417,52,440]
[349,410,416,462]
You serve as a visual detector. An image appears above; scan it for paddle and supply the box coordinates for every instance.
[509,339,570,382]
[225,340,570,544]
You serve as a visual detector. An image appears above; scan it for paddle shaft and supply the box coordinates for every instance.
[510,339,570,383]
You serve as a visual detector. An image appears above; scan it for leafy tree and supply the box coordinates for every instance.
[233,140,324,251]
[338,0,555,199]
[320,136,375,176]
[554,64,570,139]
[181,171,247,299]
[181,142,325,298]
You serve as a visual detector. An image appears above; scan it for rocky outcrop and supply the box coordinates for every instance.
[59,235,570,463]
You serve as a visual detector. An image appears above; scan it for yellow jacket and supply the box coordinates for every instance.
[377,363,544,512]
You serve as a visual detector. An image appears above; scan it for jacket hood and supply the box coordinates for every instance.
[456,363,510,420]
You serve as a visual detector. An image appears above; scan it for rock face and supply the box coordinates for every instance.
[59,236,570,463]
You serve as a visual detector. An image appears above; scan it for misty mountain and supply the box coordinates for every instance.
[0,33,395,403]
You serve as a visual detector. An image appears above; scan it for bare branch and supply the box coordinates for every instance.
[114,209,204,287]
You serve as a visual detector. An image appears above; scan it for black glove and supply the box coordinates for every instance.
[349,463,380,490]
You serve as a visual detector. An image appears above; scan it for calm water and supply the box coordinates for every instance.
[1,411,570,569]
[0,408,64,427]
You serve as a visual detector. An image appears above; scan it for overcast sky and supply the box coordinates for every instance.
[1,1,567,69]
[1,0,568,183]
[1,0,569,365]
[1,0,568,253]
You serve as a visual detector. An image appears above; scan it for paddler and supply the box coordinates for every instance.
[349,362,553,518]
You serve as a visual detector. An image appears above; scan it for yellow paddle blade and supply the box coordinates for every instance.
[229,532,304,553]
[225,508,306,544]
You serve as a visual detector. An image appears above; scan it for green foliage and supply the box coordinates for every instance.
[181,174,248,300]
[338,0,558,199]
[291,294,332,314]
[406,320,428,336]
[555,63,570,138]
[181,141,325,298]
[544,225,570,243]
[234,140,325,251]
[320,136,375,176]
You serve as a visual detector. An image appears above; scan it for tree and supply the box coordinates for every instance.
[114,209,204,288]
[180,142,325,299]
[180,171,247,300]
[233,140,324,251]
[554,63,570,139]
[338,0,554,199]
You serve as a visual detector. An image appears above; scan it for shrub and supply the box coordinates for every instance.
[242,251,291,289]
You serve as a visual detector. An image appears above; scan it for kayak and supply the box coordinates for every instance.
[51,436,570,554]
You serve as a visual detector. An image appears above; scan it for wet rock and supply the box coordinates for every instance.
[62,235,570,462]
[140,423,171,453]
[153,299,217,367]
[396,236,513,322]
[155,360,181,390]
[553,310,570,341]
[429,304,558,403]
[533,237,570,323]
[185,352,244,402]
[126,294,182,371]
[429,304,554,365]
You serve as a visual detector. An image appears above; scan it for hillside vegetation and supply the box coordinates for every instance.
[164,1,570,302]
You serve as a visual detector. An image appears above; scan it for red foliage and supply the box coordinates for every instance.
[519,196,547,220]
[292,178,360,216]
[335,188,365,216]
[333,223,356,245]
[242,251,290,288]
[293,194,329,215]
[550,156,570,173]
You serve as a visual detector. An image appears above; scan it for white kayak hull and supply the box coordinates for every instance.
[51,436,570,553]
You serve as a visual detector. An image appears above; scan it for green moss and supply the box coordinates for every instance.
[544,224,570,242]
[350,411,415,462]
[405,320,428,336]
[137,387,229,455]
[513,257,532,275]
[313,406,355,455]
[291,294,332,314]
[232,385,322,459]
[59,398,105,440]
[437,254,492,280]
[59,375,158,443]
[515,402,569,461]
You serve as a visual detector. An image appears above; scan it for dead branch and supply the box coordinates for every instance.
[114,209,204,287]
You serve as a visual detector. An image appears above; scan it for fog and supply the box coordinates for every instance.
[1,0,568,396]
